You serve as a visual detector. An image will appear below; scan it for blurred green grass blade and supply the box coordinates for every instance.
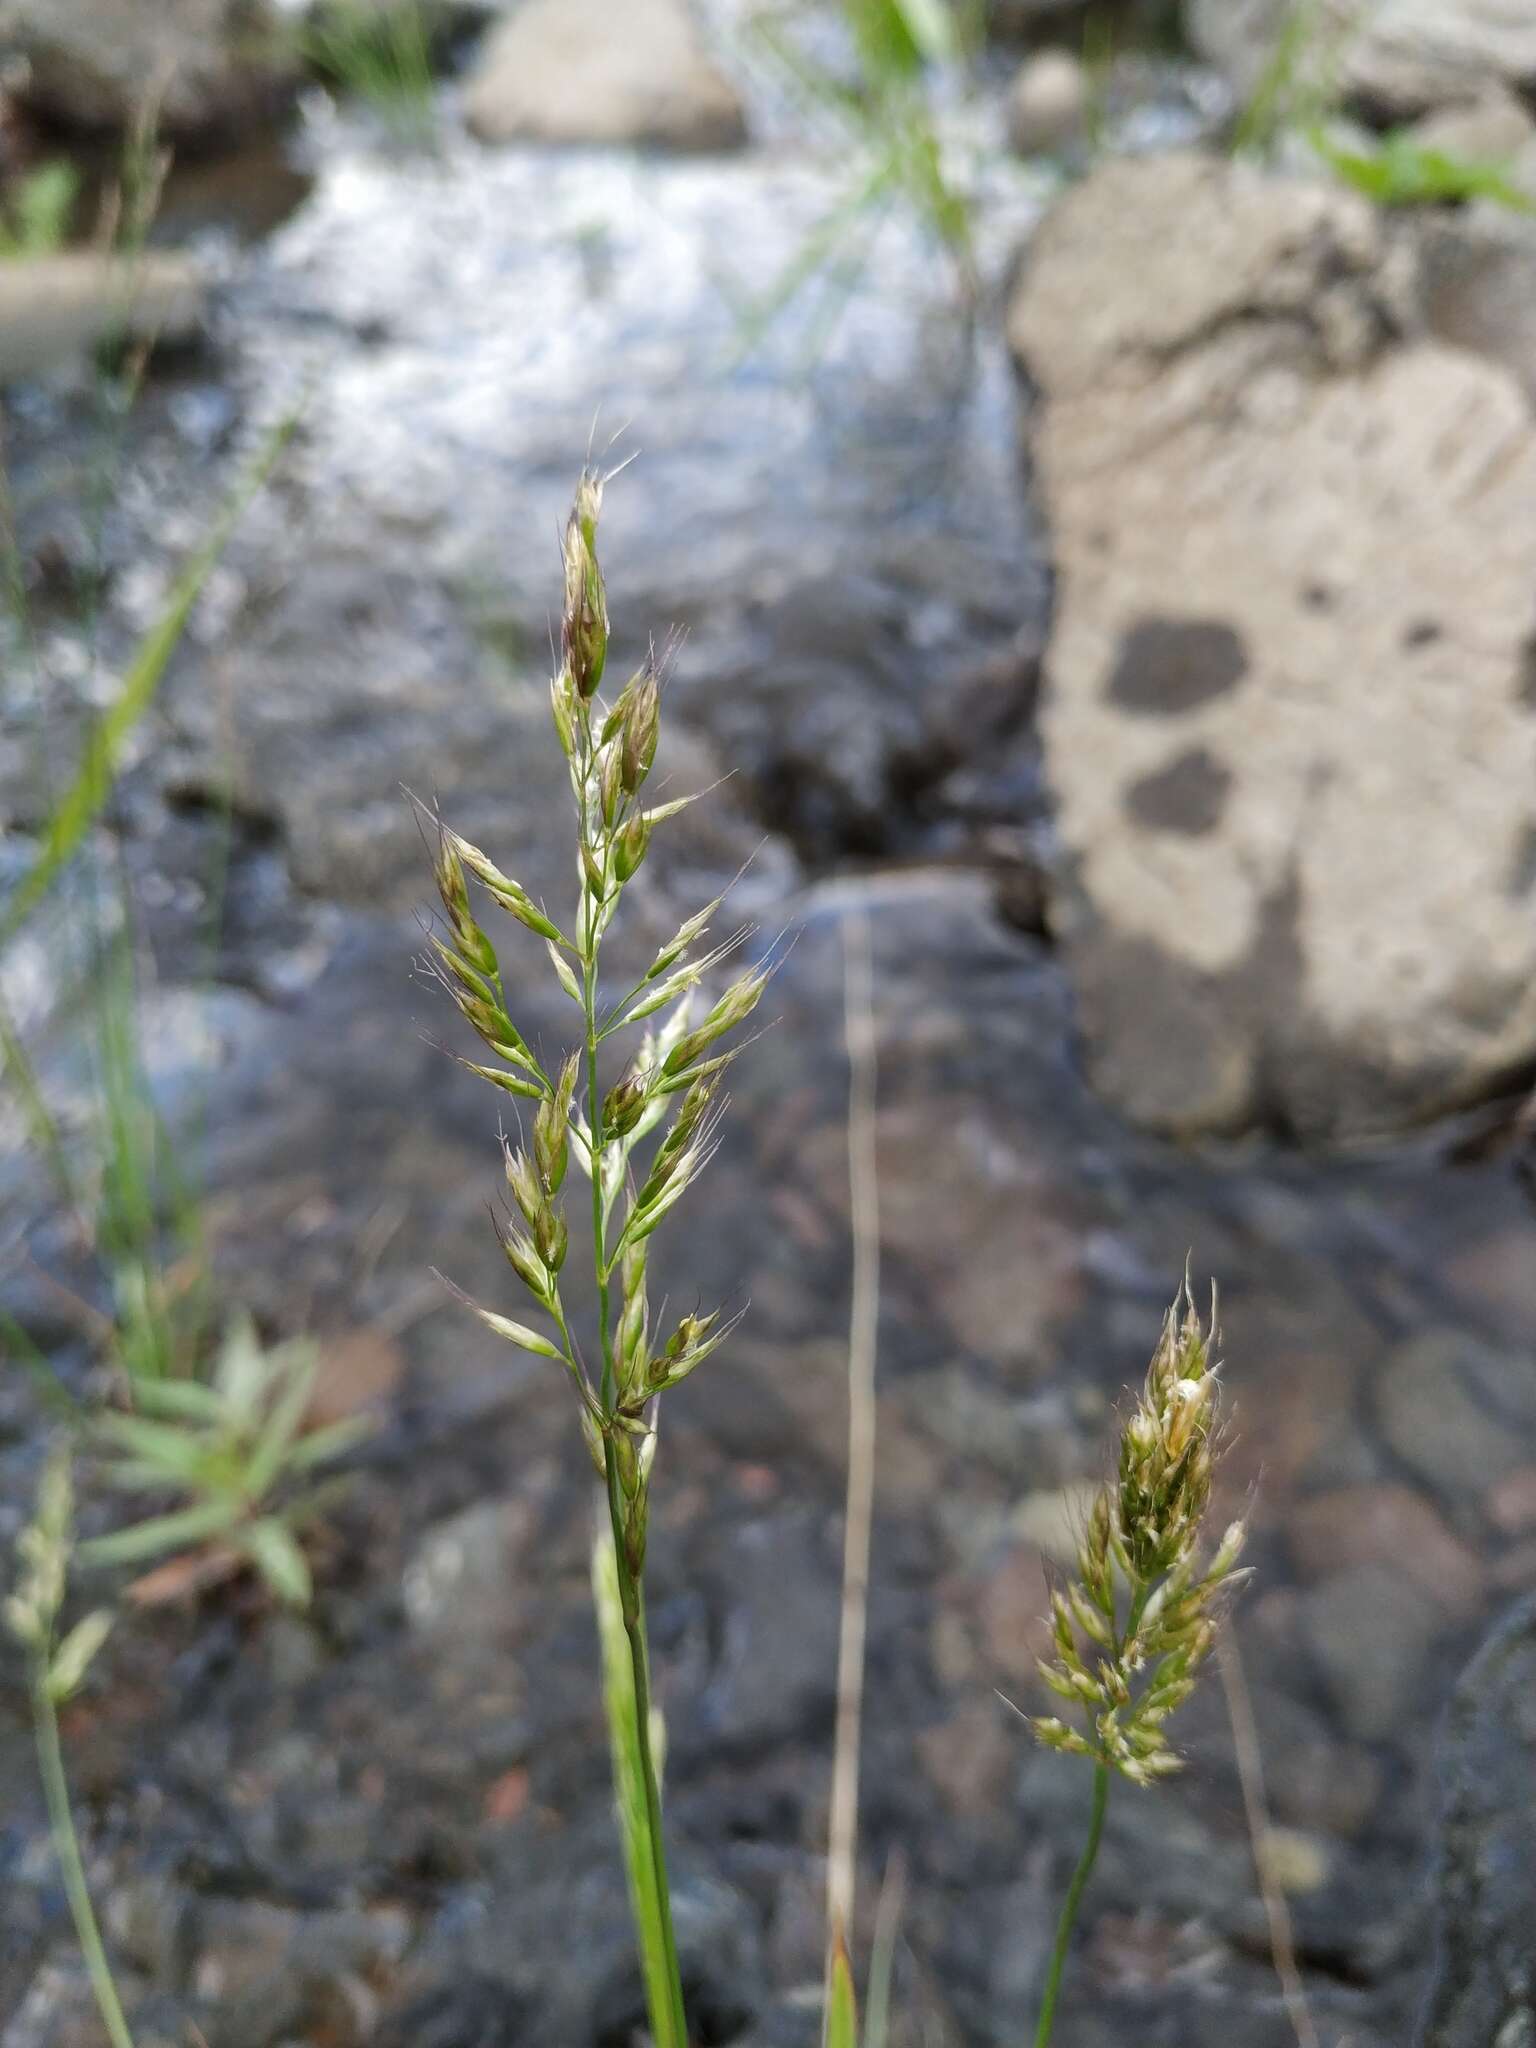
[284,1414,374,1472]
[732,152,899,362]
[243,1344,320,1498]
[96,1409,210,1479]
[0,1310,85,1422]
[824,1929,858,2048]
[592,1522,678,2048]
[97,1457,195,1490]
[863,1854,906,2048]
[0,993,81,1215]
[0,160,78,260]
[80,1496,238,1566]
[0,408,298,950]
[216,1310,276,1421]
[846,0,928,79]
[242,1516,312,1606]
[889,0,958,63]
[95,939,176,1378]
[1310,123,1536,210]
[128,1376,225,1422]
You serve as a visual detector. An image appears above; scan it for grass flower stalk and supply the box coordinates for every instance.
[429,468,765,2048]
[5,1450,131,2048]
[1026,1279,1248,2048]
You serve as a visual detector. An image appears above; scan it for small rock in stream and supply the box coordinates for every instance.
[0,0,297,138]
[0,255,205,384]
[464,0,747,152]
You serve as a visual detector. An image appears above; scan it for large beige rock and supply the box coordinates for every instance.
[1419,202,1536,407]
[0,0,296,138]
[1008,153,1536,1140]
[0,252,205,381]
[1187,0,1536,119]
[464,0,746,151]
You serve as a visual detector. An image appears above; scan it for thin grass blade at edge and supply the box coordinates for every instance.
[824,904,881,2044]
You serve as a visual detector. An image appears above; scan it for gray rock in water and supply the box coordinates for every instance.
[1422,1593,1536,2048]
[464,0,747,152]
[1006,50,1089,157]
[1419,201,1536,412]
[1007,152,1536,1141]
[1186,0,1536,120]
[1405,82,1536,162]
[0,253,205,383]
[0,0,297,139]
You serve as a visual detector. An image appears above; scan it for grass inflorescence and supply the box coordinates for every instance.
[1025,1279,1248,2044]
[427,465,767,2047]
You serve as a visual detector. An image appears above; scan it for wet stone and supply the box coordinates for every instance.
[401,1497,541,1641]
[1375,1331,1531,1505]
[1300,1562,1446,1744]
[678,1511,841,1756]
[1490,1466,1536,1536]
[1287,1484,1488,1616]
[1424,1594,1536,2048]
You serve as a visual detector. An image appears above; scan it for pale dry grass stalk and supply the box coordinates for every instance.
[826,905,881,1998]
[1218,1636,1322,2048]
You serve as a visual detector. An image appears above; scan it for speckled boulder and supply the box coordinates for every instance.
[1008,153,1536,1140]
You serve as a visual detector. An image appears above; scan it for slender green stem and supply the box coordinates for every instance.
[30,1659,136,2048]
[580,810,689,2048]
[613,1554,688,2048]
[1030,1576,1141,2045]
[1032,1762,1109,2048]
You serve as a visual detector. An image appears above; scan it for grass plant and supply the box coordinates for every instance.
[4,1450,131,2048]
[1,408,298,1399]
[1312,126,1535,210]
[1025,1281,1248,2044]
[739,0,977,354]
[428,466,765,2044]
[301,0,437,143]
[1230,0,1339,159]
[83,1313,371,1604]
[1231,0,1533,215]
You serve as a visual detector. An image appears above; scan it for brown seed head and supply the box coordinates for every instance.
[620,662,660,794]
[562,473,608,699]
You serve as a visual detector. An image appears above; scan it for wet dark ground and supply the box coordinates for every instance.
[3,42,1535,2048]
